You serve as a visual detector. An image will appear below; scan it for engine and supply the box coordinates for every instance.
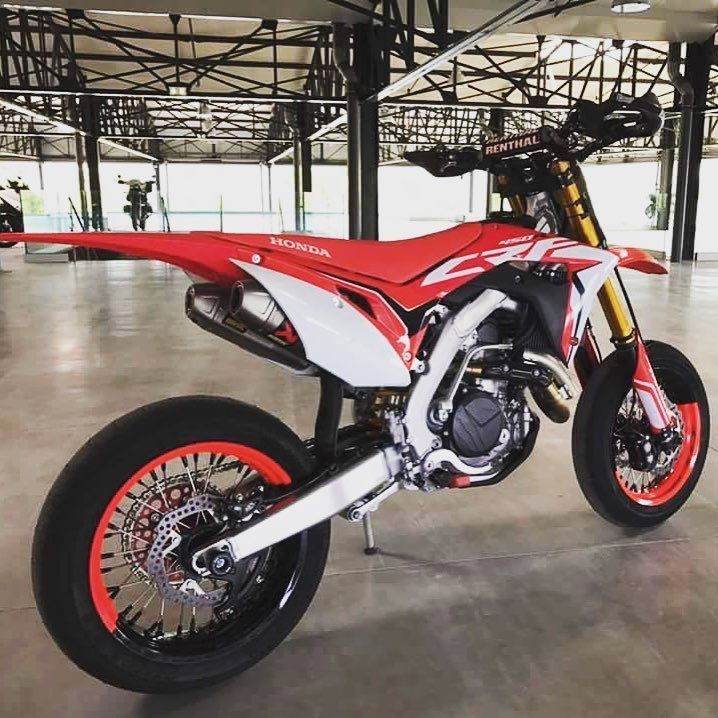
[427,316,538,482]
[447,381,532,470]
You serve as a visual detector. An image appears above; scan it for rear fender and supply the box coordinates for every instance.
[11,231,254,285]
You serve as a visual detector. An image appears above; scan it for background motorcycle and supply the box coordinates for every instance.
[0,179,28,248]
[28,92,709,693]
[118,176,154,231]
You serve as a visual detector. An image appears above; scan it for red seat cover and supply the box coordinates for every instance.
[212,222,483,285]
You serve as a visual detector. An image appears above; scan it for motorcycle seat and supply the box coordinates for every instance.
[217,222,483,285]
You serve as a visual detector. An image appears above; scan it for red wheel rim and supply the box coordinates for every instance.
[89,441,291,633]
[615,402,701,507]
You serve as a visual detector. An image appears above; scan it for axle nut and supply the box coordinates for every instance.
[208,549,234,576]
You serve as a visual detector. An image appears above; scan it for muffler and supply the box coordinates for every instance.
[228,280,286,334]
[192,448,397,567]
[185,283,315,375]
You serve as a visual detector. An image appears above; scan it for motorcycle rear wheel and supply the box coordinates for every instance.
[572,341,709,528]
[32,396,330,693]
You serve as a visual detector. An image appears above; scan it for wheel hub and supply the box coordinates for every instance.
[621,422,659,472]
[614,390,685,493]
[145,493,229,608]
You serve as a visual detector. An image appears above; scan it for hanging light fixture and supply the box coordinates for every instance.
[611,0,651,14]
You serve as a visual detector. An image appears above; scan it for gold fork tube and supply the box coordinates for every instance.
[550,160,634,343]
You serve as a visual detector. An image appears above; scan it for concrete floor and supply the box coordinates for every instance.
[1,246,717,717]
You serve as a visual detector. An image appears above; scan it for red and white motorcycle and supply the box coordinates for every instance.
[31,93,709,692]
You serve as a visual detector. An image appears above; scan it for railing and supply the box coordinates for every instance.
[20,211,469,241]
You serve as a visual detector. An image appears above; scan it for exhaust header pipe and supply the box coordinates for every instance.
[185,283,315,375]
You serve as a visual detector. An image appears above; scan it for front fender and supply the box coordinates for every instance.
[609,247,667,275]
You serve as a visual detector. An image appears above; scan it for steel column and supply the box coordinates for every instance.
[293,131,305,232]
[347,91,361,239]
[78,96,105,230]
[344,24,380,240]
[292,104,312,232]
[360,99,379,240]
[267,162,274,219]
[84,134,103,230]
[670,37,714,262]
[485,108,504,216]
[347,94,379,239]
[73,132,89,231]
[656,115,675,232]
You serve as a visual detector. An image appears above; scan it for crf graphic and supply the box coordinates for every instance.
[421,237,577,286]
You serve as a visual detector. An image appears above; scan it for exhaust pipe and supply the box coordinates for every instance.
[192,448,397,567]
[228,280,286,334]
[523,349,575,424]
[529,383,570,423]
[185,283,315,375]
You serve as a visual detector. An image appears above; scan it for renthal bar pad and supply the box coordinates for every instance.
[482,126,568,160]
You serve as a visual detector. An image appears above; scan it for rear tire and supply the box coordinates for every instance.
[572,341,709,528]
[32,396,330,693]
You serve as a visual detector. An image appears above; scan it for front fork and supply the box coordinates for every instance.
[550,160,673,433]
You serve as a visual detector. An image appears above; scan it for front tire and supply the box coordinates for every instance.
[32,396,330,693]
[572,341,709,528]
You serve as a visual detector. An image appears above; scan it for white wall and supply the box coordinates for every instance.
[265,164,347,236]
[0,160,41,191]
[580,161,669,255]
[695,157,718,257]
[378,165,487,240]
[581,162,658,232]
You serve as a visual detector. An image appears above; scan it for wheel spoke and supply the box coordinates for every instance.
[180,456,198,495]
[149,469,171,509]
[104,530,152,545]
[94,447,286,647]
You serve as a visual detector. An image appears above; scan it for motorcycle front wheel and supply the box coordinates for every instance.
[32,396,330,693]
[572,341,710,528]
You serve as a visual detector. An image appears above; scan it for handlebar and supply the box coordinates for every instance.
[566,91,663,143]
[118,177,155,191]
[405,91,664,176]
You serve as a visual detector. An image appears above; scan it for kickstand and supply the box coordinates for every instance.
[362,513,379,556]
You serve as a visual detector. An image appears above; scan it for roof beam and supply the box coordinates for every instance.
[373,0,557,101]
